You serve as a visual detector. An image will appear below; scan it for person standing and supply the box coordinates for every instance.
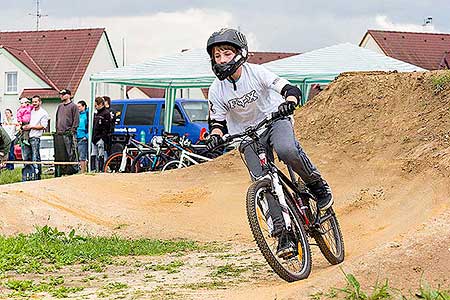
[92,97,111,172]
[0,125,11,168]
[55,89,80,176]
[22,95,49,179]
[2,109,19,170]
[76,100,89,173]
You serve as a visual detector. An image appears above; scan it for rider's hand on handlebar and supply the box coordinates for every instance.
[206,134,224,151]
[277,100,297,117]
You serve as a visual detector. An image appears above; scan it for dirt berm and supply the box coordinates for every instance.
[1,71,449,299]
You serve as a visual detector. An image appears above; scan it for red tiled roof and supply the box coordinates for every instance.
[361,30,450,70]
[21,88,59,99]
[248,51,299,64]
[0,28,106,98]
[126,86,165,98]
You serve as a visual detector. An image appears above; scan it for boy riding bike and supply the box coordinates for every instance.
[206,28,333,258]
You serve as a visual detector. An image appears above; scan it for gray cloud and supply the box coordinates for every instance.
[2,0,449,63]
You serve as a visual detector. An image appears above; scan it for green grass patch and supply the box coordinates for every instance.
[210,264,248,278]
[2,276,84,298]
[0,168,22,185]
[431,71,450,93]
[0,225,200,274]
[180,280,228,290]
[0,167,54,185]
[145,260,184,274]
[310,268,450,300]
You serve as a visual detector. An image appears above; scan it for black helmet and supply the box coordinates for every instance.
[206,28,248,80]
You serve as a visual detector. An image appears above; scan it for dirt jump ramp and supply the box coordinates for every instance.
[1,71,449,298]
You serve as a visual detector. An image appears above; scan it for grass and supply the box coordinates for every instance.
[0,225,200,274]
[2,276,84,298]
[309,268,450,300]
[0,167,54,185]
[210,263,248,278]
[145,260,185,274]
[431,71,450,93]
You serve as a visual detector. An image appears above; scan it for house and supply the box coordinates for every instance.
[125,51,299,100]
[359,29,450,70]
[0,28,121,130]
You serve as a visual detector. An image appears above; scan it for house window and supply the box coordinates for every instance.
[5,72,18,93]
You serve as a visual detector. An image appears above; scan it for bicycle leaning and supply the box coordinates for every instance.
[221,112,345,282]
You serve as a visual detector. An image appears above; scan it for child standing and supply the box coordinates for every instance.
[16,98,33,146]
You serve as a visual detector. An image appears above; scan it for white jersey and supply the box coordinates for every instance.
[208,63,290,135]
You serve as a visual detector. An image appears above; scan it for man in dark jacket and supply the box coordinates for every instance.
[55,89,80,176]
[92,96,111,172]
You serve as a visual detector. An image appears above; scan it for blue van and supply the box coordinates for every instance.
[110,98,209,149]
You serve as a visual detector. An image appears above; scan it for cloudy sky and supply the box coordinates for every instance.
[2,0,449,64]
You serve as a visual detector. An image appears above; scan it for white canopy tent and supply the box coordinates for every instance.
[263,43,425,103]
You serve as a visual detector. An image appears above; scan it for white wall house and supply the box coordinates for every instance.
[0,28,120,130]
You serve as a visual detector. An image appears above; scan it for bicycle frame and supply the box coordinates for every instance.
[173,149,212,169]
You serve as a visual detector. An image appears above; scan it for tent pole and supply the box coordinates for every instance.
[164,87,175,133]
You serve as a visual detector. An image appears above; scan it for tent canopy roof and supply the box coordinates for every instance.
[263,43,425,83]
[91,48,215,88]
[91,43,426,88]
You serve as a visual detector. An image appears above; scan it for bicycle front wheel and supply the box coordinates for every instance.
[104,153,133,173]
[246,179,312,282]
[161,160,187,171]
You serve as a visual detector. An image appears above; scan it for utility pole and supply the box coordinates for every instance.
[29,0,48,31]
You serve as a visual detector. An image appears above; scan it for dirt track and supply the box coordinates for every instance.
[1,71,449,299]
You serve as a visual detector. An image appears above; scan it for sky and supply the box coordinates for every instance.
[1,0,449,64]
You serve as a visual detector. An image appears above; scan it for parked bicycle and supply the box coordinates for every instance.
[222,112,344,282]
[103,130,153,173]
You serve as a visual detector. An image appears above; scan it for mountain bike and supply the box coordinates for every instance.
[222,112,345,282]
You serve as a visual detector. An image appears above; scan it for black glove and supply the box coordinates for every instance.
[277,101,297,117]
[206,134,223,151]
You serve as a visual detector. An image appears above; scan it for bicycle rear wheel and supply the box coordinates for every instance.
[104,153,133,173]
[309,203,345,265]
[246,179,312,282]
[298,181,345,264]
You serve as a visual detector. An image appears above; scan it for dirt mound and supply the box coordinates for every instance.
[1,70,449,299]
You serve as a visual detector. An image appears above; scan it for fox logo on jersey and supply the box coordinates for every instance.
[227,90,258,110]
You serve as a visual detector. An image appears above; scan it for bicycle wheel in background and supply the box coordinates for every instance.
[298,181,345,265]
[131,150,158,173]
[104,153,133,173]
[246,179,312,282]
[161,160,187,171]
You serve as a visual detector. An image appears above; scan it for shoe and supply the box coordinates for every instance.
[276,230,296,259]
[307,180,334,211]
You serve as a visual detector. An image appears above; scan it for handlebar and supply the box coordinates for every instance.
[222,111,284,143]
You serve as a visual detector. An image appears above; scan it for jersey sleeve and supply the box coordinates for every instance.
[256,65,290,94]
[208,83,227,121]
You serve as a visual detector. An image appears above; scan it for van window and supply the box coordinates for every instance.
[160,105,185,125]
[124,104,157,125]
[181,101,208,123]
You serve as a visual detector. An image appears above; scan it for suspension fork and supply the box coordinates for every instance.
[256,145,292,231]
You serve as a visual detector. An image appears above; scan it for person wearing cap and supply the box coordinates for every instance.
[16,97,34,146]
[54,89,80,176]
